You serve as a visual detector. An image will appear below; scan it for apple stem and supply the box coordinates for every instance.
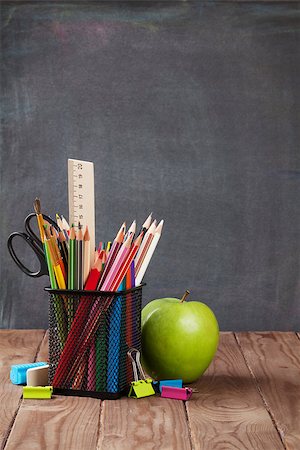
[180,290,190,303]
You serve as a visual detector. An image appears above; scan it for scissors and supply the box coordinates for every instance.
[7,213,60,278]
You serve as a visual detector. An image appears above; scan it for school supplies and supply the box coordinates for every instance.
[97,223,125,289]
[68,225,76,289]
[127,348,155,399]
[160,386,193,401]
[158,379,183,392]
[83,226,91,285]
[26,364,49,387]
[23,386,53,399]
[47,286,143,398]
[7,211,60,278]
[135,219,157,275]
[10,362,48,385]
[68,159,95,268]
[76,224,84,289]
[139,213,152,235]
[8,155,164,400]
[56,213,69,242]
[135,220,164,286]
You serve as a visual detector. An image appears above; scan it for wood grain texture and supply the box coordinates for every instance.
[186,333,284,450]
[4,329,101,450]
[98,396,192,450]
[236,332,300,450]
[0,330,45,448]
[5,396,101,450]
[35,329,49,363]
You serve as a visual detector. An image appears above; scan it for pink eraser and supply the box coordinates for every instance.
[161,386,193,400]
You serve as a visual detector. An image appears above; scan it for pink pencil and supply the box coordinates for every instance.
[101,232,133,291]
[109,233,143,292]
[97,223,125,289]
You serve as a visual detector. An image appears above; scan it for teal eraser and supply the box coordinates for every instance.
[10,362,48,385]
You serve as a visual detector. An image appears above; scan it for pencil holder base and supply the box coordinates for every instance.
[53,387,126,400]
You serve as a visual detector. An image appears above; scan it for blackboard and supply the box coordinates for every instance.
[1,1,300,330]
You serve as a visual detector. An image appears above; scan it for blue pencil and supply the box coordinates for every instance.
[106,278,126,392]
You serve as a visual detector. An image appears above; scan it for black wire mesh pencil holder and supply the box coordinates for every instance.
[45,285,143,399]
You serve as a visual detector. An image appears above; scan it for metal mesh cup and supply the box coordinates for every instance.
[45,285,143,399]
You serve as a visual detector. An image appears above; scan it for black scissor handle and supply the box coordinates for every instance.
[7,231,48,277]
[24,213,60,247]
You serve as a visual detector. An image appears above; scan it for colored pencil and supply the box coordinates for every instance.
[123,220,136,242]
[134,219,157,274]
[100,232,133,291]
[61,214,70,239]
[77,224,84,290]
[87,341,96,391]
[109,232,143,292]
[63,232,144,384]
[58,231,68,273]
[83,226,91,285]
[52,257,103,387]
[97,222,125,289]
[106,279,125,392]
[135,220,164,286]
[44,226,66,290]
[139,212,152,235]
[125,263,134,384]
[68,225,76,289]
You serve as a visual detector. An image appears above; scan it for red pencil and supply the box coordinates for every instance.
[60,232,144,385]
[52,258,102,388]
[109,233,143,292]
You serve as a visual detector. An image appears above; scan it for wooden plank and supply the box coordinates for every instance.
[98,396,192,450]
[5,330,101,450]
[0,330,45,448]
[186,332,284,450]
[236,332,300,450]
[5,396,100,450]
[35,330,49,363]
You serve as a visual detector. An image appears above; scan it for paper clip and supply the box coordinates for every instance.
[23,386,53,399]
[127,348,155,399]
[161,385,193,401]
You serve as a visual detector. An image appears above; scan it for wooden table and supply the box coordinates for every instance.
[1,331,299,450]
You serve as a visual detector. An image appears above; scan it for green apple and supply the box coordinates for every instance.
[141,291,219,383]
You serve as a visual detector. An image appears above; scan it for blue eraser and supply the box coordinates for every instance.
[159,379,183,393]
[10,362,48,385]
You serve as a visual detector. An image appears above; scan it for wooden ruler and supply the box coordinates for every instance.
[68,159,95,267]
